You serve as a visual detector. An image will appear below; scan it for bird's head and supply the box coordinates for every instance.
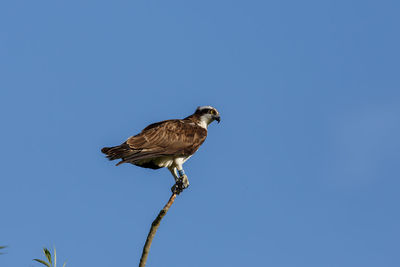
[194,106,221,127]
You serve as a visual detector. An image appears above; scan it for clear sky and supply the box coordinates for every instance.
[1,1,399,267]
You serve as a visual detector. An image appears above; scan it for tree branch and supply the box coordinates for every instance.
[139,192,177,267]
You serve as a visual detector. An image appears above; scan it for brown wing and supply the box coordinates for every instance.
[118,119,207,164]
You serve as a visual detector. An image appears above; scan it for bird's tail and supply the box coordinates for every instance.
[101,143,133,165]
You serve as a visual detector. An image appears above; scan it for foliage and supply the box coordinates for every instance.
[0,246,6,255]
[34,247,66,267]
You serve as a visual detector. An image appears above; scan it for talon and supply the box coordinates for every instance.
[171,176,188,194]
[171,184,181,194]
[171,179,183,194]
[181,174,189,189]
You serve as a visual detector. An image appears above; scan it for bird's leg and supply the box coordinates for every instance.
[177,168,189,189]
[169,162,189,194]
[168,167,179,183]
[169,167,183,194]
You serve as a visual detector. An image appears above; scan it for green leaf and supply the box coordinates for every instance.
[44,248,52,265]
[34,259,51,267]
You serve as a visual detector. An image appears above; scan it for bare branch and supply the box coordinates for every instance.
[139,192,177,267]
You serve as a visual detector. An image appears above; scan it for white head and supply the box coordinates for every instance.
[194,106,221,128]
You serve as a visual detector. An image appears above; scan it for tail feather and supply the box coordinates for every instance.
[101,143,161,166]
[101,143,136,164]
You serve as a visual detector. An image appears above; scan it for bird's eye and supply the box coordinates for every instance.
[209,110,216,115]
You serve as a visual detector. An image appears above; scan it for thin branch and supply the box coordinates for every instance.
[139,192,177,267]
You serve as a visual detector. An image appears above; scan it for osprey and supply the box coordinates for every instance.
[101,106,220,194]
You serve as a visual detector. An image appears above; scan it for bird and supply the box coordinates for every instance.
[101,106,221,194]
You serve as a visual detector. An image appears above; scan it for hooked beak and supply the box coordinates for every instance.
[214,115,221,123]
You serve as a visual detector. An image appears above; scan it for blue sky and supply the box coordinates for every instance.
[1,1,399,266]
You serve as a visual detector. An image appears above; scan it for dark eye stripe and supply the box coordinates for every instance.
[196,107,216,115]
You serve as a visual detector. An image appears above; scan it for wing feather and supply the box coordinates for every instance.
[126,120,207,160]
